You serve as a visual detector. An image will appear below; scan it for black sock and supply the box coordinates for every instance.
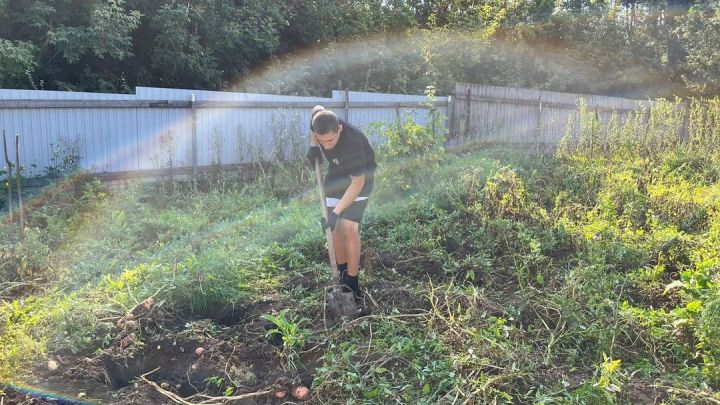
[338,263,348,282]
[343,273,360,295]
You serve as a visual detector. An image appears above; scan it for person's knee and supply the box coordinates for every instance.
[340,219,359,236]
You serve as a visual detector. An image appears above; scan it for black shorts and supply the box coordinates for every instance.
[327,198,369,224]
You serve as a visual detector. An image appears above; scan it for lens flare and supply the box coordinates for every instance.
[1,383,95,404]
[232,24,686,99]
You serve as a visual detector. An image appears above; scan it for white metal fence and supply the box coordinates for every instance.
[1,82,666,182]
[0,87,448,180]
[450,82,651,145]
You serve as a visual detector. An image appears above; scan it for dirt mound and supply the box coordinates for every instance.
[21,304,319,405]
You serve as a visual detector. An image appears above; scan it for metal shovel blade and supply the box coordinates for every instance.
[326,288,358,324]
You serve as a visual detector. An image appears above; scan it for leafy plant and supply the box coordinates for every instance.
[44,137,82,178]
[261,309,309,371]
[12,227,51,280]
[370,106,447,193]
[592,353,625,399]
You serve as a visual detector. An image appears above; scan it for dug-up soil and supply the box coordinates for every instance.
[2,298,320,405]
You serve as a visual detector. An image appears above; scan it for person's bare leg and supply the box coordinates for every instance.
[332,223,347,266]
[342,220,361,277]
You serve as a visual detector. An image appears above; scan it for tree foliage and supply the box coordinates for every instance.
[0,0,718,97]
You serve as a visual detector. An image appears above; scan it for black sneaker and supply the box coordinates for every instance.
[341,283,361,297]
[342,276,361,298]
[340,268,348,285]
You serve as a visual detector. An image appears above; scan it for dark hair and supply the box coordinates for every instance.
[312,110,339,135]
[310,105,325,131]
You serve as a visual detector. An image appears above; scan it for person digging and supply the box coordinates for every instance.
[306,106,376,301]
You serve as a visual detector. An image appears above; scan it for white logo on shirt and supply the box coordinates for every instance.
[333,158,340,165]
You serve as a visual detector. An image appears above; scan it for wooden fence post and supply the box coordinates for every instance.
[395,104,404,141]
[447,95,455,141]
[431,106,436,140]
[190,93,198,187]
[2,130,12,222]
[593,109,599,155]
[463,87,471,142]
[643,107,651,149]
[535,95,544,153]
[15,134,23,230]
[344,88,350,121]
[573,106,580,141]
[681,100,690,146]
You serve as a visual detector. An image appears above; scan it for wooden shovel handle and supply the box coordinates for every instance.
[314,158,341,284]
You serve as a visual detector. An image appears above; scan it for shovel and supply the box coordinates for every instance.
[313,158,358,324]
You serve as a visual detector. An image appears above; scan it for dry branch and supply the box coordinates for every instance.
[140,367,273,405]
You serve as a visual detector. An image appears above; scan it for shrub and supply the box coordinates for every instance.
[11,228,51,280]
[371,89,448,193]
[647,175,711,233]
[480,166,547,223]
[594,168,649,230]
[698,288,720,384]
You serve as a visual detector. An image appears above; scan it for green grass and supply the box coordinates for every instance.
[2,103,720,403]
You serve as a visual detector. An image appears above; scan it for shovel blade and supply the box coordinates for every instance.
[326,289,358,324]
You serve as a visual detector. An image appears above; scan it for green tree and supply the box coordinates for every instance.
[150,0,284,88]
[280,0,416,50]
[46,0,141,63]
[677,5,720,95]
[0,0,141,91]
[0,39,37,88]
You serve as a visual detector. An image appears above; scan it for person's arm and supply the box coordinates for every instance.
[333,174,365,216]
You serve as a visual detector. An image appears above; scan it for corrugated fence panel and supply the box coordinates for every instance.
[454,83,650,145]
[136,87,329,102]
[138,87,332,165]
[540,88,582,143]
[1,83,659,181]
[0,89,137,100]
[333,90,449,145]
[1,86,452,180]
[1,89,138,177]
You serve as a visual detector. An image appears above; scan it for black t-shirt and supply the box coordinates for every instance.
[320,119,376,199]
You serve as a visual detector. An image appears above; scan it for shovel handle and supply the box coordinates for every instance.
[314,158,342,284]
